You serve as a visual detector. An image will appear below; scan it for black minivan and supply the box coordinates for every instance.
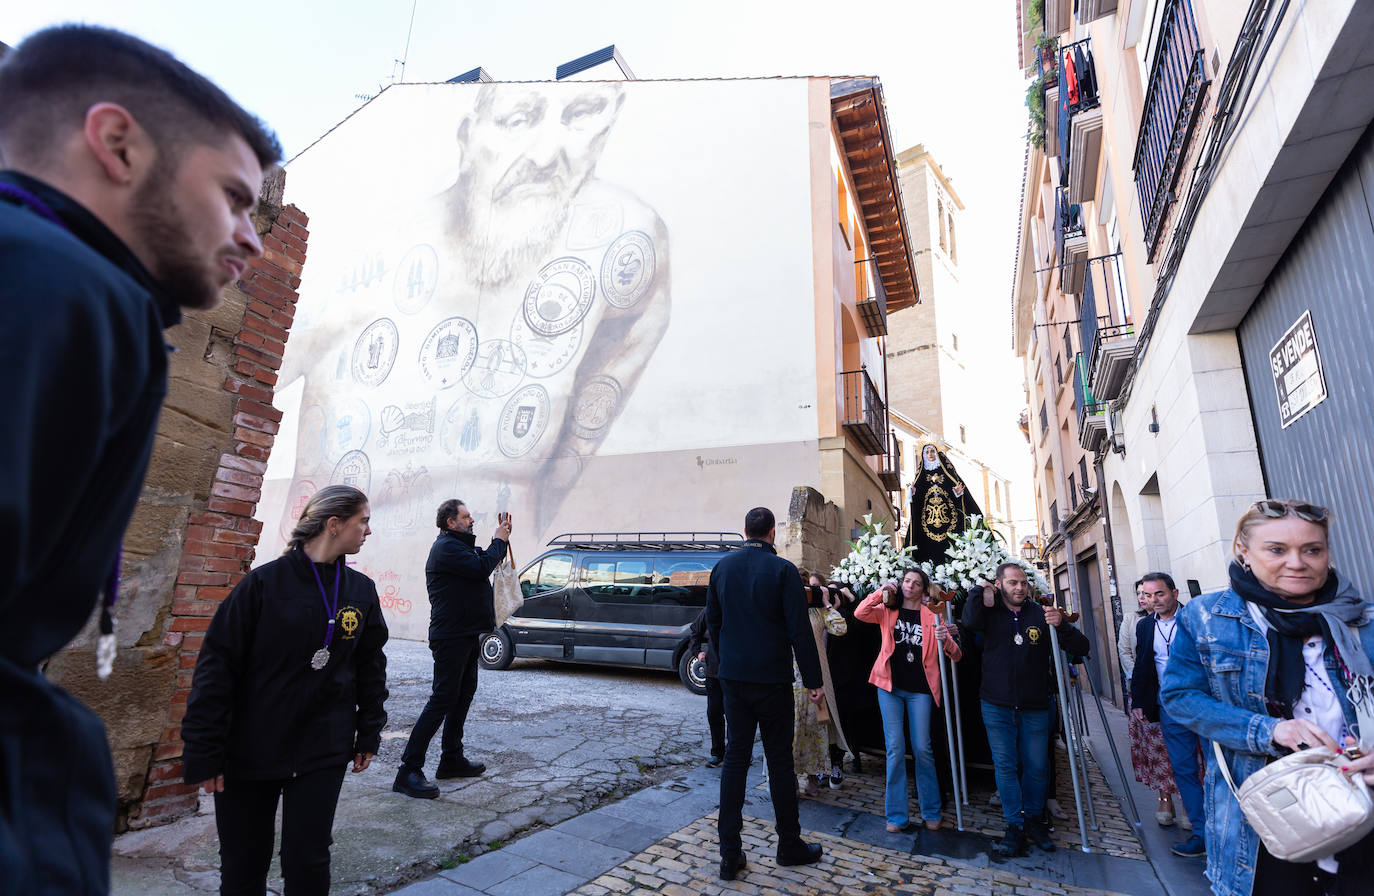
[477,533,743,694]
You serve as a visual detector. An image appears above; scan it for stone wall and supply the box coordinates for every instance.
[775,486,846,577]
[44,168,307,829]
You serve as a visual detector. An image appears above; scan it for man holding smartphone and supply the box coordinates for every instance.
[395,500,512,798]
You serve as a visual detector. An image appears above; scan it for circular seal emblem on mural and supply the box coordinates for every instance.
[599,231,656,309]
[321,398,371,463]
[280,478,319,541]
[393,244,439,314]
[523,257,595,336]
[351,318,399,387]
[440,398,484,457]
[419,317,478,389]
[330,449,372,492]
[570,374,623,440]
[463,339,528,399]
[497,384,551,458]
[509,315,583,379]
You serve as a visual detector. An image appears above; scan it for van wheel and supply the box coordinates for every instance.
[678,649,708,695]
[479,629,513,670]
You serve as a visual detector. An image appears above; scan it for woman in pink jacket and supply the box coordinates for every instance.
[856,568,962,832]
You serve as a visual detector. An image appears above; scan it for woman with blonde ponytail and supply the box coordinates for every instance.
[181,485,389,895]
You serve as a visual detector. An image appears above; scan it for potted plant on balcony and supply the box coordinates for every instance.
[1026,76,1047,150]
[1036,33,1059,86]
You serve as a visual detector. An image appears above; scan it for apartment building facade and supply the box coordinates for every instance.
[1013,0,1374,704]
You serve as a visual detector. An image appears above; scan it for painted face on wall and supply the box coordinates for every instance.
[450,84,624,286]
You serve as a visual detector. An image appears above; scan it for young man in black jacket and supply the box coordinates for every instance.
[1130,572,1206,858]
[963,561,1090,857]
[706,507,824,881]
[394,499,510,798]
[0,26,280,895]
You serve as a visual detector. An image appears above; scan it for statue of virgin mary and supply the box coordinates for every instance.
[903,443,983,566]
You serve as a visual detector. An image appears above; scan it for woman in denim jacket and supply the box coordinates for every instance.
[1161,499,1374,896]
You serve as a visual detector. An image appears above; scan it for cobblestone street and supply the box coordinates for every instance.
[112,637,1210,895]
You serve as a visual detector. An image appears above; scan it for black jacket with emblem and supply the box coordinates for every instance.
[0,171,180,895]
[426,529,508,641]
[181,550,389,783]
[962,588,1090,710]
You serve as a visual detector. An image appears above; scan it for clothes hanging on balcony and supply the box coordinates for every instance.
[1063,48,1079,107]
[1073,44,1098,108]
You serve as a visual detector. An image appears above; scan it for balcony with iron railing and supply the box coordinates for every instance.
[1057,186,1088,295]
[878,430,901,491]
[840,368,887,457]
[1132,0,1211,261]
[1073,352,1108,453]
[1059,36,1103,204]
[1080,262,1138,401]
[854,257,888,337]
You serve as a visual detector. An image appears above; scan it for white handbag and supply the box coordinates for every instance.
[491,548,523,628]
[1214,740,1374,863]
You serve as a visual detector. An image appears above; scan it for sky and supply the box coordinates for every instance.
[5,0,1038,534]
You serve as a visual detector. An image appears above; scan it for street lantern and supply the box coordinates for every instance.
[1019,538,1038,563]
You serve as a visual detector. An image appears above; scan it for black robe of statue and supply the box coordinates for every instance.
[903,446,984,566]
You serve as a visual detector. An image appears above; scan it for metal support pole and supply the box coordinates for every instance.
[1079,656,1143,829]
[936,635,964,831]
[1049,623,1091,853]
[1068,667,1099,831]
[944,603,969,807]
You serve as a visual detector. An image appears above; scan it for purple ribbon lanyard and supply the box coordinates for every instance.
[310,558,342,648]
[0,182,67,230]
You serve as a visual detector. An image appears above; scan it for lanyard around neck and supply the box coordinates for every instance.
[309,558,342,648]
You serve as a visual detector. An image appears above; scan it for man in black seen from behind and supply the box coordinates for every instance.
[687,607,724,767]
[707,507,824,881]
[0,25,280,895]
[394,500,511,798]
[962,562,1090,858]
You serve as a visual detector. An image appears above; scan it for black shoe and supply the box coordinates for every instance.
[435,758,486,779]
[719,854,747,880]
[851,755,863,775]
[705,754,724,768]
[776,842,823,866]
[1025,816,1056,852]
[992,825,1027,858]
[392,768,439,799]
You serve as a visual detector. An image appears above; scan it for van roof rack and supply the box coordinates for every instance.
[546,532,746,552]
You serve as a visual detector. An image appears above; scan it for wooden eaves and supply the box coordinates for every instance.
[830,77,920,310]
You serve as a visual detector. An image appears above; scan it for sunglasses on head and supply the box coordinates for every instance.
[1253,500,1328,522]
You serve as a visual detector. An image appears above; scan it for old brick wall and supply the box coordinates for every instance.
[45,167,308,829]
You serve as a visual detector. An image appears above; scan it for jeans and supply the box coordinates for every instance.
[981,701,1050,826]
[705,676,725,758]
[876,687,941,825]
[718,679,803,859]
[214,765,348,896]
[1160,705,1206,841]
[400,636,480,772]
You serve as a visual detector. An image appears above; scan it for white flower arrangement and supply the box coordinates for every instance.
[920,516,1051,595]
[829,514,913,597]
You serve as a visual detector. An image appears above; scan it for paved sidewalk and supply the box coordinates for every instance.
[393,716,1209,896]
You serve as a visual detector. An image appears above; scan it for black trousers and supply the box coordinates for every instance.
[400,636,480,772]
[1254,830,1374,896]
[718,679,803,859]
[213,764,347,896]
[705,676,725,758]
